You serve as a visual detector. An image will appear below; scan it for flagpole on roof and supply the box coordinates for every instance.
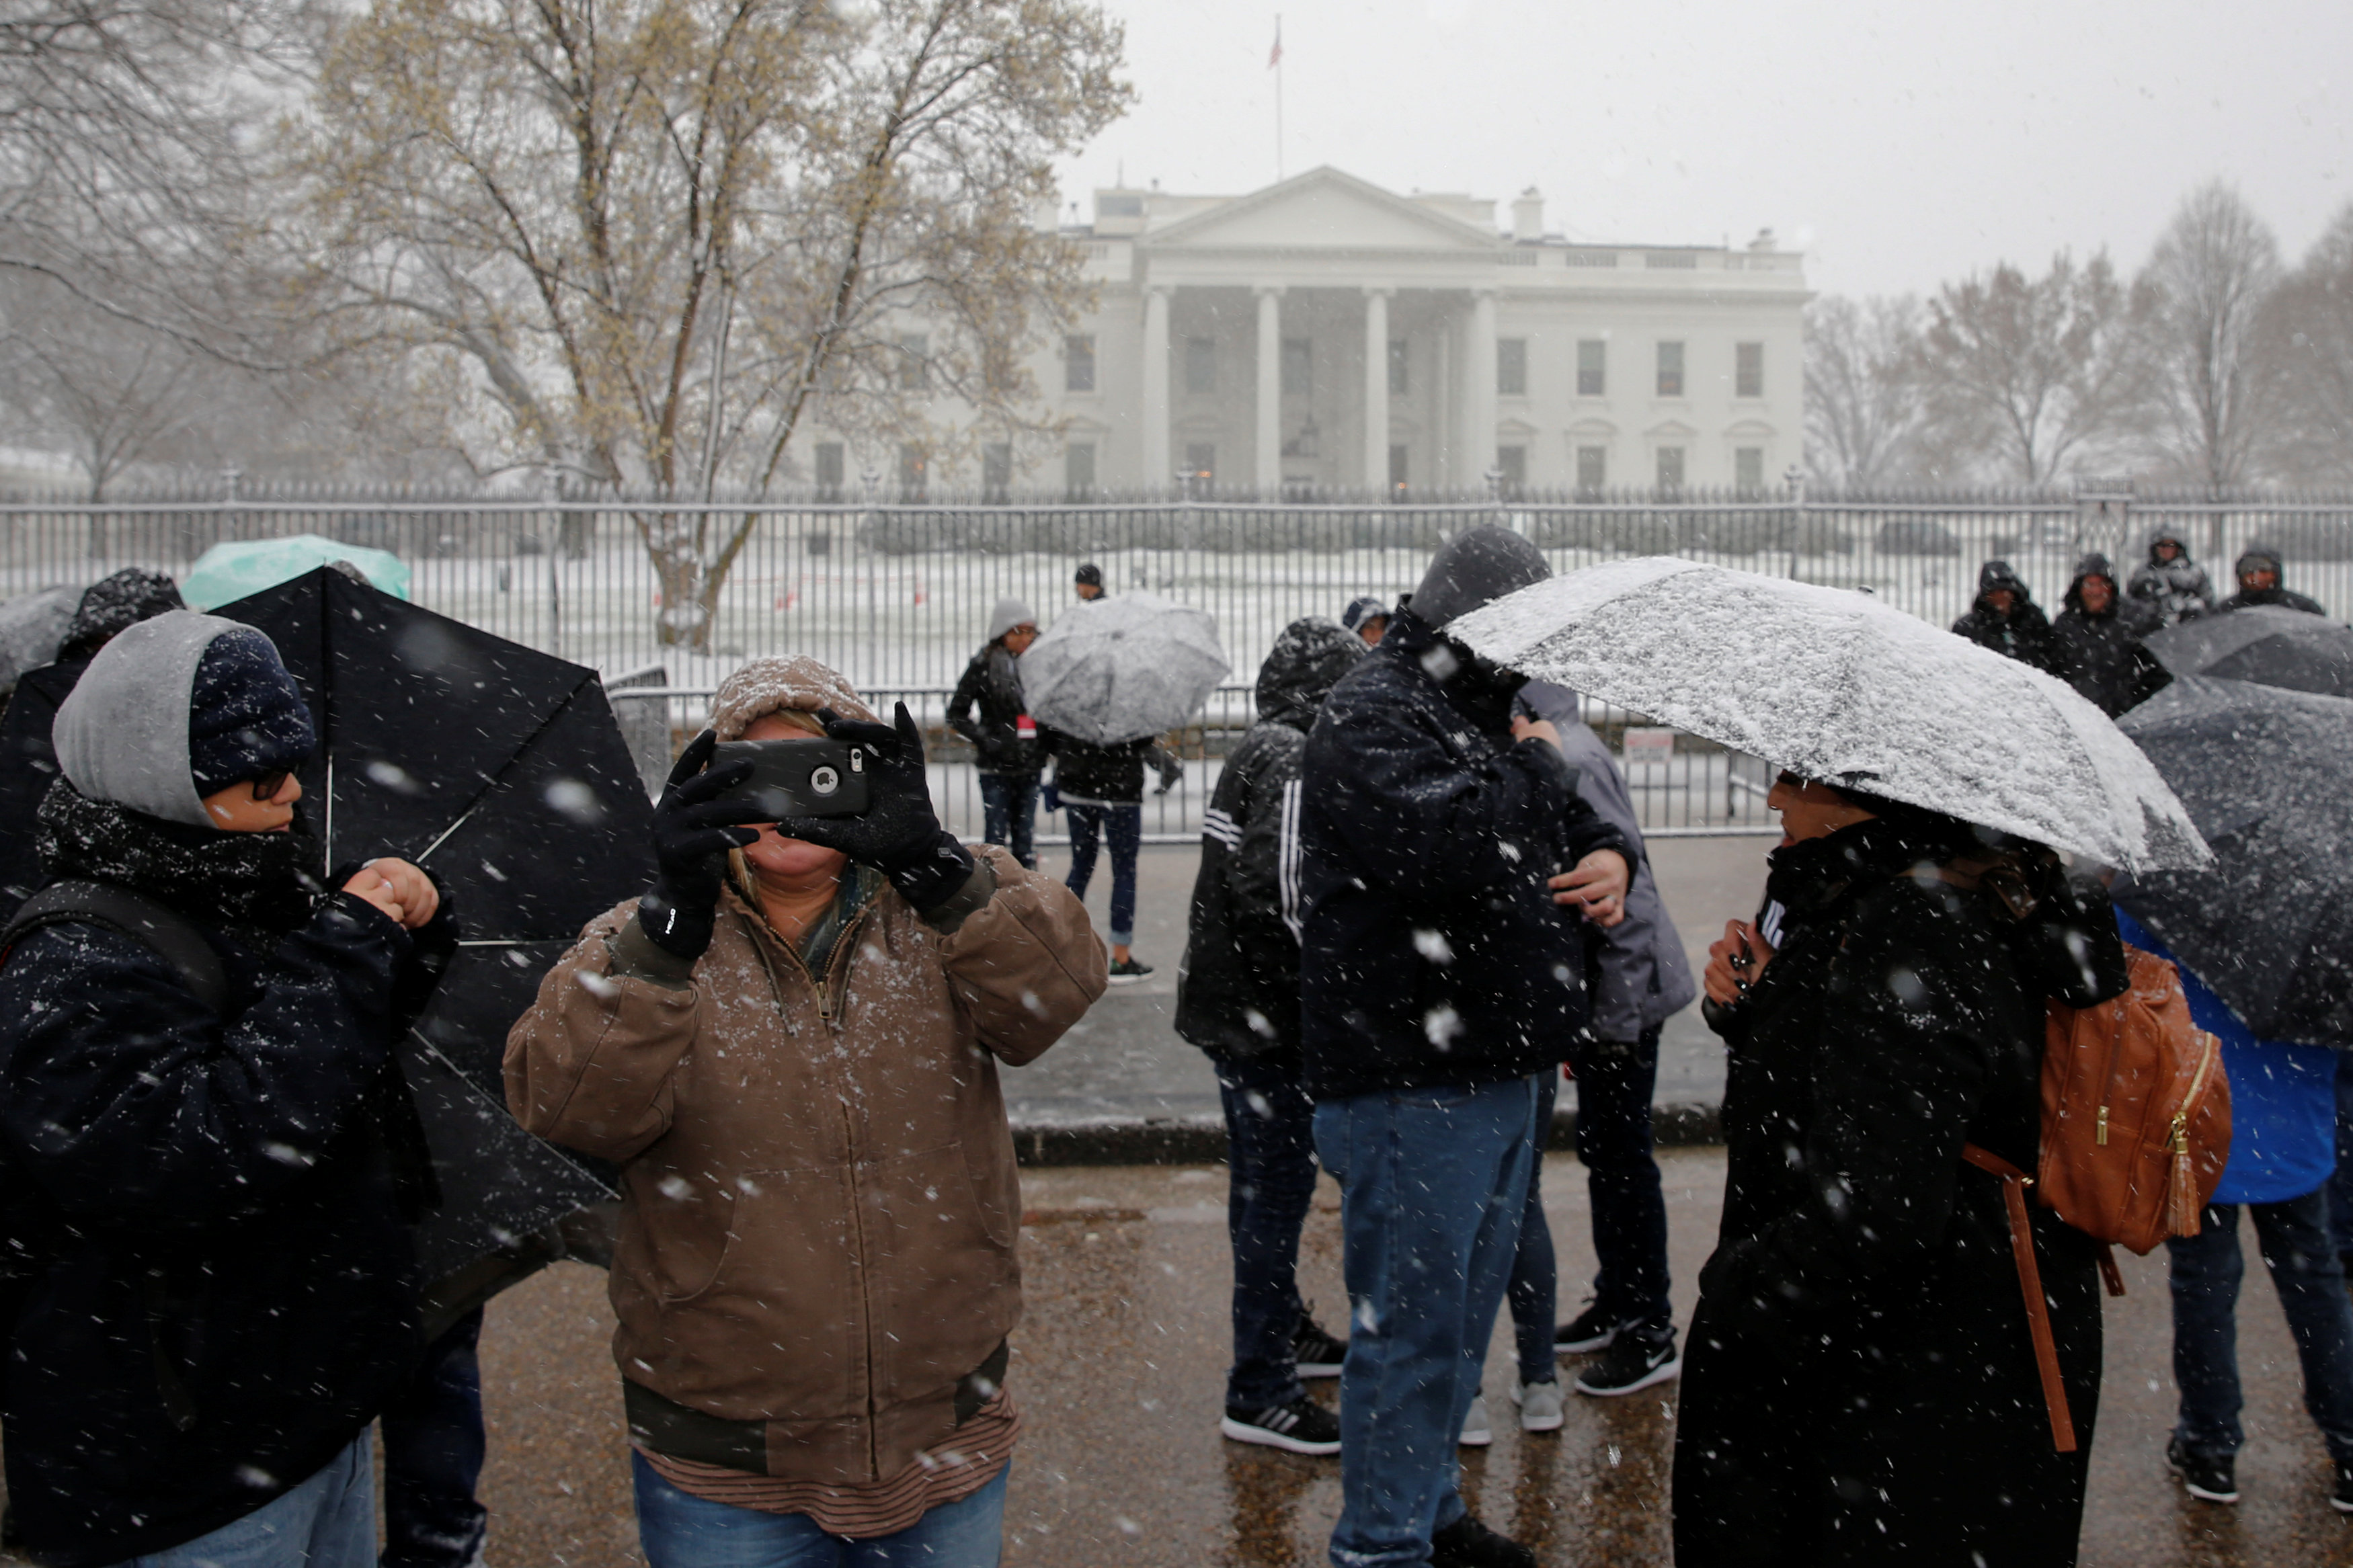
[1269,15,1283,181]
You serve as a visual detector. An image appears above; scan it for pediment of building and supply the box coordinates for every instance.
[1146,167,1501,255]
[1646,419,1700,440]
[1498,417,1539,438]
[1566,417,1618,438]
[1725,419,1778,438]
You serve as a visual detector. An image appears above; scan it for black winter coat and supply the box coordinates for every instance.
[1175,618,1361,1060]
[0,655,88,916]
[1673,815,2109,1568]
[2051,607,2167,719]
[945,645,1039,777]
[1041,731,1171,804]
[1951,593,2068,678]
[2217,584,2327,616]
[1298,612,1629,1101]
[0,811,432,1564]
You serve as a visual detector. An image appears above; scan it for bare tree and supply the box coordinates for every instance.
[0,276,215,496]
[294,0,1129,649]
[1803,294,1931,487]
[2263,199,2353,485]
[2132,180,2283,488]
[1913,251,2140,486]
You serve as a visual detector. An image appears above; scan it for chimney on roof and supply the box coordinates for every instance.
[1749,227,1778,252]
[1513,187,1545,241]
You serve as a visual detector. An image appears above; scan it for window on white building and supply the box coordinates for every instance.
[1734,446,1765,493]
[1281,337,1312,397]
[1656,341,1684,398]
[1578,339,1606,397]
[1736,341,1764,399]
[1064,335,1095,393]
[1496,444,1527,494]
[1185,337,1215,395]
[1389,443,1408,493]
[898,443,927,499]
[815,442,844,499]
[1656,446,1685,491]
[1497,338,1527,397]
[983,443,1012,500]
[1064,443,1095,499]
[1576,445,1607,493]
[1388,338,1409,395]
[897,333,928,392]
[1184,442,1216,487]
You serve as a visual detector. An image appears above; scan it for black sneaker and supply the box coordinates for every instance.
[1554,1300,1622,1355]
[2333,1459,2353,1514]
[1221,1396,1341,1455]
[1574,1326,1681,1397]
[2166,1435,2238,1503]
[1107,956,1154,985]
[1429,1511,1537,1568]
[1291,1313,1348,1379]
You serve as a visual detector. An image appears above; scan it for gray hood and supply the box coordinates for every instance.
[986,596,1035,643]
[54,610,248,827]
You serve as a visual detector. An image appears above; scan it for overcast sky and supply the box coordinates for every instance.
[1053,0,2352,298]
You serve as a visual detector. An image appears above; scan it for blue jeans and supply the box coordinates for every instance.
[1215,1049,1322,1409]
[1314,1076,1540,1568]
[633,1453,1008,1567]
[381,1306,487,1568]
[125,1431,373,1567]
[1063,802,1140,946]
[2331,1053,2353,1261]
[975,774,1037,870]
[2168,1190,2353,1465]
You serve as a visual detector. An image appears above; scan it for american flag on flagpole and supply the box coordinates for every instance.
[1268,17,1281,69]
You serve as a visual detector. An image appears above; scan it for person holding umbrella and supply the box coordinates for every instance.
[1174,616,1364,1456]
[1300,525,1633,1568]
[1038,727,1179,982]
[2216,544,2327,616]
[506,655,1105,1566]
[0,611,449,1567]
[948,597,1043,869]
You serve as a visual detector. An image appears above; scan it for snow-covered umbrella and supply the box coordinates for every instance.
[1018,593,1230,745]
[1446,556,2209,873]
[2144,605,2353,698]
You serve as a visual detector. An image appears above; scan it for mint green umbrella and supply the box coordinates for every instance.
[182,534,411,611]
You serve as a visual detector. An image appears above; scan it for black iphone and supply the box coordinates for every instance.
[711,738,871,819]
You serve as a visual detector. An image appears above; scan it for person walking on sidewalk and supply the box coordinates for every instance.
[1039,726,1181,984]
[1675,778,2116,1567]
[2112,907,2353,1513]
[0,612,448,1567]
[1175,617,1365,1458]
[948,597,1043,869]
[1302,525,1632,1568]
[506,656,1105,1568]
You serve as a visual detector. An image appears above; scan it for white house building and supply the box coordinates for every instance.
[803,167,1810,497]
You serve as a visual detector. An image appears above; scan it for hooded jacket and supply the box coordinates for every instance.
[2051,552,2169,717]
[1517,683,1696,1042]
[1298,527,1631,1101]
[946,643,1038,778]
[506,659,1105,1493]
[1673,814,2115,1565]
[0,619,434,1566]
[2126,534,2216,628]
[1174,618,1363,1060]
[1949,560,2067,677]
[2217,546,2327,616]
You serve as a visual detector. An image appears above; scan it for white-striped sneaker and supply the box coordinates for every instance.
[1221,1396,1341,1455]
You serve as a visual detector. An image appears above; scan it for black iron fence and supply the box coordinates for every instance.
[7,482,2345,839]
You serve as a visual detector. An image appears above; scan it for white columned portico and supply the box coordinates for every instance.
[1362,287,1391,492]
[1460,288,1498,489]
[1140,284,1172,489]
[1255,285,1284,494]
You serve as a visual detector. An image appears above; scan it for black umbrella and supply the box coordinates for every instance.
[2112,675,2353,1048]
[0,655,89,913]
[215,567,653,1278]
[2144,605,2353,698]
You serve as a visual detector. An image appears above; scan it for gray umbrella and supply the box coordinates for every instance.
[0,584,81,694]
[1447,556,2209,872]
[1019,593,1230,745]
[2112,676,2353,1048]
[2144,605,2353,698]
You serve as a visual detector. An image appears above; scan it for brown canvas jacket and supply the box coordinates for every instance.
[505,845,1105,1485]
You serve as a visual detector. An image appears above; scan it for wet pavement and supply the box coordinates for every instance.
[450,1147,2352,1567]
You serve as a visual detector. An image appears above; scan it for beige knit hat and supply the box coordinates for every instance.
[707,655,879,741]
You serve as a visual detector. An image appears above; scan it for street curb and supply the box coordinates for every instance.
[1012,1102,1724,1167]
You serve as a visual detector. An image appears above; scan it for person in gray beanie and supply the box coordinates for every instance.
[0,610,450,1567]
[1299,524,1633,1568]
[947,597,1043,868]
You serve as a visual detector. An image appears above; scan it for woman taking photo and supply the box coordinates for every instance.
[1673,772,2118,1567]
[507,656,1105,1567]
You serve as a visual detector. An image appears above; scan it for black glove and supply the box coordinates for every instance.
[638,730,766,959]
[774,703,975,911]
[1154,753,1183,795]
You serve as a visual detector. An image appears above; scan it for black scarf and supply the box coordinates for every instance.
[36,779,327,934]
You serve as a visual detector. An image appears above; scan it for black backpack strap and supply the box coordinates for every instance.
[1,880,228,1014]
